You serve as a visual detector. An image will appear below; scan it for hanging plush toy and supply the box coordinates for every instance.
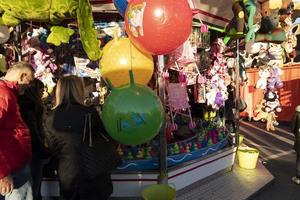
[267,66,283,91]
[168,39,196,66]
[0,25,10,44]
[239,53,249,82]
[0,0,101,61]
[225,0,257,44]
[255,66,271,89]
[255,0,294,42]
[268,43,285,66]
[266,112,278,131]
[264,90,282,112]
[253,99,268,122]
[41,67,56,94]
[205,38,229,110]
[30,37,57,77]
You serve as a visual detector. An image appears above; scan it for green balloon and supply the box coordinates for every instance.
[102,72,164,145]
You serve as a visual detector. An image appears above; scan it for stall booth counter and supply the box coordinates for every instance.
[111,146,236,197]
[110,135,234,197]
[240,64,300,122]
[41,138,236,198]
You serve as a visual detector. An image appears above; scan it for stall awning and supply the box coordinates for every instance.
[90,0,233,28]
[189,0,232,28]
[90,0,116,12]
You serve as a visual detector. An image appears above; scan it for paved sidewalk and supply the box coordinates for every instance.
[240,121,300,200]
[176,161,274,200]
[109,160,274,200]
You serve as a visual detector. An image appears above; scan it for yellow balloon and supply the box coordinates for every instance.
[100,37,154,87]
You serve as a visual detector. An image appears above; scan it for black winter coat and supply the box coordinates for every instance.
[291,111,300,154]
[19,91,49,159]
[45,103,113,200]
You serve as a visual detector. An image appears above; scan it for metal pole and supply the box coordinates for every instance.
[157,55,168,184]
[235,39,240,147]
[15,25,22,62]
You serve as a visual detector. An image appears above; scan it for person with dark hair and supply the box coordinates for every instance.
[0,62,34,200]
[18,78,49,200]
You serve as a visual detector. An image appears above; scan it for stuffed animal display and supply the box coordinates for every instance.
[264,90,282,112]
[255,67,270,89]
[267,66,283,90]
[226,0,297,45]
[253,61,283,130]
[22,27,58,94]
[225,0,257,44]
[256,0,294,43]
[0,0,101,61]
[206,39,229,110]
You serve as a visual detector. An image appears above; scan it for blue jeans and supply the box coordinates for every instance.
[5,181,32,200]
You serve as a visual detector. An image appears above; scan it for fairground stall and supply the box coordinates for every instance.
[2,0,297,198]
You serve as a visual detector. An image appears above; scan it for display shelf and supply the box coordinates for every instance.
[116,137,229,171]
[110,146,236,197]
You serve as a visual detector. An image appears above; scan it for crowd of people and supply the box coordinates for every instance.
[0,62,120,200]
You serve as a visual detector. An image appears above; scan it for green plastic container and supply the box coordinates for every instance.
[142,184,176,200]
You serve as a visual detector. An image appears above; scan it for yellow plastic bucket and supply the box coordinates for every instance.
[237,147,259,169]
[142,184,176,200]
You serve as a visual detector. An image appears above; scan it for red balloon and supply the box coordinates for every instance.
[125,0,194,55]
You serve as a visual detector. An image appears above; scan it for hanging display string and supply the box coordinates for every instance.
[190,0,204,26]
[129,38,134,72]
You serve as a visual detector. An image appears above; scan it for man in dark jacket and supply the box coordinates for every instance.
[291,105,300,185]
[19,78,49,200]
[0,62,34,199]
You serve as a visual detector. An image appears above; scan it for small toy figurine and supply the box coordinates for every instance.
[173,143,180,155]
[126,151,134,160]
[145,147,152,159]
[191,142,198,151]
[196,141,201,149]
[136,148,144,159]
[117,145,124,157]
[180,145,186,154]
[185,144,191,153]
[207,138,213,146]
[218,131,224,141]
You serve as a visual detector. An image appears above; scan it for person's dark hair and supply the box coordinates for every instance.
[30,79,45,96]
[0,46,5,54]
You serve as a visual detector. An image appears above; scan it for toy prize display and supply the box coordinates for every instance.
[112,29,235,171]
[226,0,298,131]
[0,0,101,61]
[0,0,239,174]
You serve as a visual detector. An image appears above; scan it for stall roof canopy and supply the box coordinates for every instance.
[90,0,233,28]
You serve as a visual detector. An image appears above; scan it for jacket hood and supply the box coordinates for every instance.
[0,79,19,94]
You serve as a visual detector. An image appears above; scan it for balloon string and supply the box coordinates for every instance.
[130,41,133,72]
[190,0,204,26]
